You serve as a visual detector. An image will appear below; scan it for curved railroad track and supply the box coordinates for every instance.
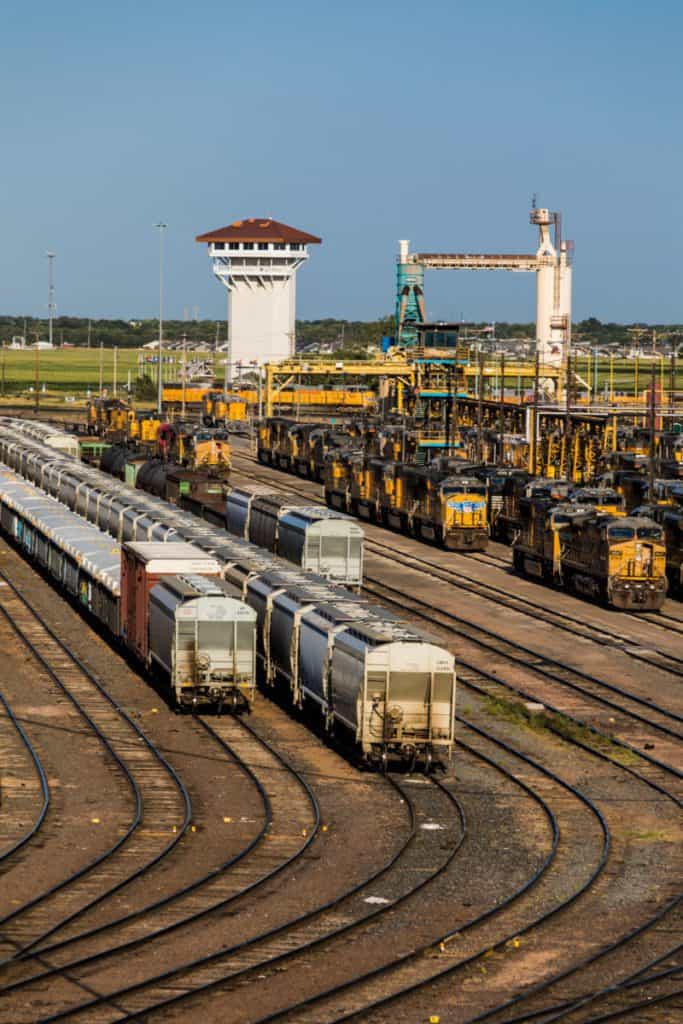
[21,771,465,1022]
[0,689,50,865]
[0,705,322,1020]
[0,573,192,971]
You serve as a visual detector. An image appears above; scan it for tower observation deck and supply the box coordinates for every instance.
[196,218,321,368]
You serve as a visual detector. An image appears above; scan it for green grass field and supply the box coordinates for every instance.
[0,348,213,403]
[0,347,679,408]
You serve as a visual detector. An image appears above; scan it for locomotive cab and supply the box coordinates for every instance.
[439,477,488,550]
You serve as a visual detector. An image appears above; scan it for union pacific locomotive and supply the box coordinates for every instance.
[513,497,667,610]
[325,454,489,551]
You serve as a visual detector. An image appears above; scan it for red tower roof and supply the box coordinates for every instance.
[196,218,321,245]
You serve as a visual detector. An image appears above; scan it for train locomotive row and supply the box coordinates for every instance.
[258,418,490,551]
[257,416,677,610]
[0,422,456,767]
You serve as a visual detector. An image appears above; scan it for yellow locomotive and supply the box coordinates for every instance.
[324,454,489,551]
[513,498,667,610]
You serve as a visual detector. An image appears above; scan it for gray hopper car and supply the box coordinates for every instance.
[227,487,364,586]
[1,418,81,460]
[149,574,256,709]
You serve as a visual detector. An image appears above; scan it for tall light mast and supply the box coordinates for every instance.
[154,222,167,415]
[46,251,56,346]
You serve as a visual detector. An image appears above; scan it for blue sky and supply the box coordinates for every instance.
[1,1,681,324]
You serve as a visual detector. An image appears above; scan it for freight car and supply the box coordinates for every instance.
[512,497,667,610]
[227,563,454,768]
[100,449,366,587]
[224,486,364,586]
[0,467,257,708]
[7,418,81,459]
[0,421,456,766]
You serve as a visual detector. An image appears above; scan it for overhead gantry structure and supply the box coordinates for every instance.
[396,205,573,367]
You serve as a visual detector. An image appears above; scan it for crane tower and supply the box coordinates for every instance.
[396,204,573,366]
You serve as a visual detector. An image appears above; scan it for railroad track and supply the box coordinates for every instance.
[0,573,192,973]
[362,573,683,787]
[365,537,683,679]
[21,767,466,1022]
[0,705,322,1017]
[243,629,680,1023]
[26,717,597,1024]
[0,688,50,865]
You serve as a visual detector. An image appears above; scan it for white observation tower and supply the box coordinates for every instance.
[196,217,321,366]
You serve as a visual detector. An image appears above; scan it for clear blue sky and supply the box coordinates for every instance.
[2,1,681,325]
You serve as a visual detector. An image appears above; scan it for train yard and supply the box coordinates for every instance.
[0,416,680,1023]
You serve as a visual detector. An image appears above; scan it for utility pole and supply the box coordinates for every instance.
[46,251,56,348]
[154,222,167,415]
[564,349,573,475]
[1,341,5,398]
[113,346,118,397]
[648,359,657,498]
[99,341,104,395]
[87,319,92,349]
[476,348,484,461]
[181,333,187,419]
[34,335,40,414]
[225,291,231,387]
[498,352,505,463]
[531,347,540,476]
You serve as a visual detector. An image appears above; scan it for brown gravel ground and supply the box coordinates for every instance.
[0,445,681,1023]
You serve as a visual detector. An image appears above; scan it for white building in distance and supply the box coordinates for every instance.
[196,217,321,367]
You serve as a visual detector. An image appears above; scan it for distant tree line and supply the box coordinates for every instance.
[0,314,680,353]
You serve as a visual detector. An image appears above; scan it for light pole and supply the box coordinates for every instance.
[154,223,167,415]
[46,251,56,347]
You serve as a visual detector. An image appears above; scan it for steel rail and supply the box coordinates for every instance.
[0,707,321,1008]
[239,714,607,1024]
[35,770,458,1022]
[0,572,191,962]
[0,690,50,865]
[362,575,683,771]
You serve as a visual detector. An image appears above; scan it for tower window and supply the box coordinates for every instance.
[258,242,269,250]
[243,242,254,250]
[214,242,225,250]
[274,243,286,251]
[228,242,240,250]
